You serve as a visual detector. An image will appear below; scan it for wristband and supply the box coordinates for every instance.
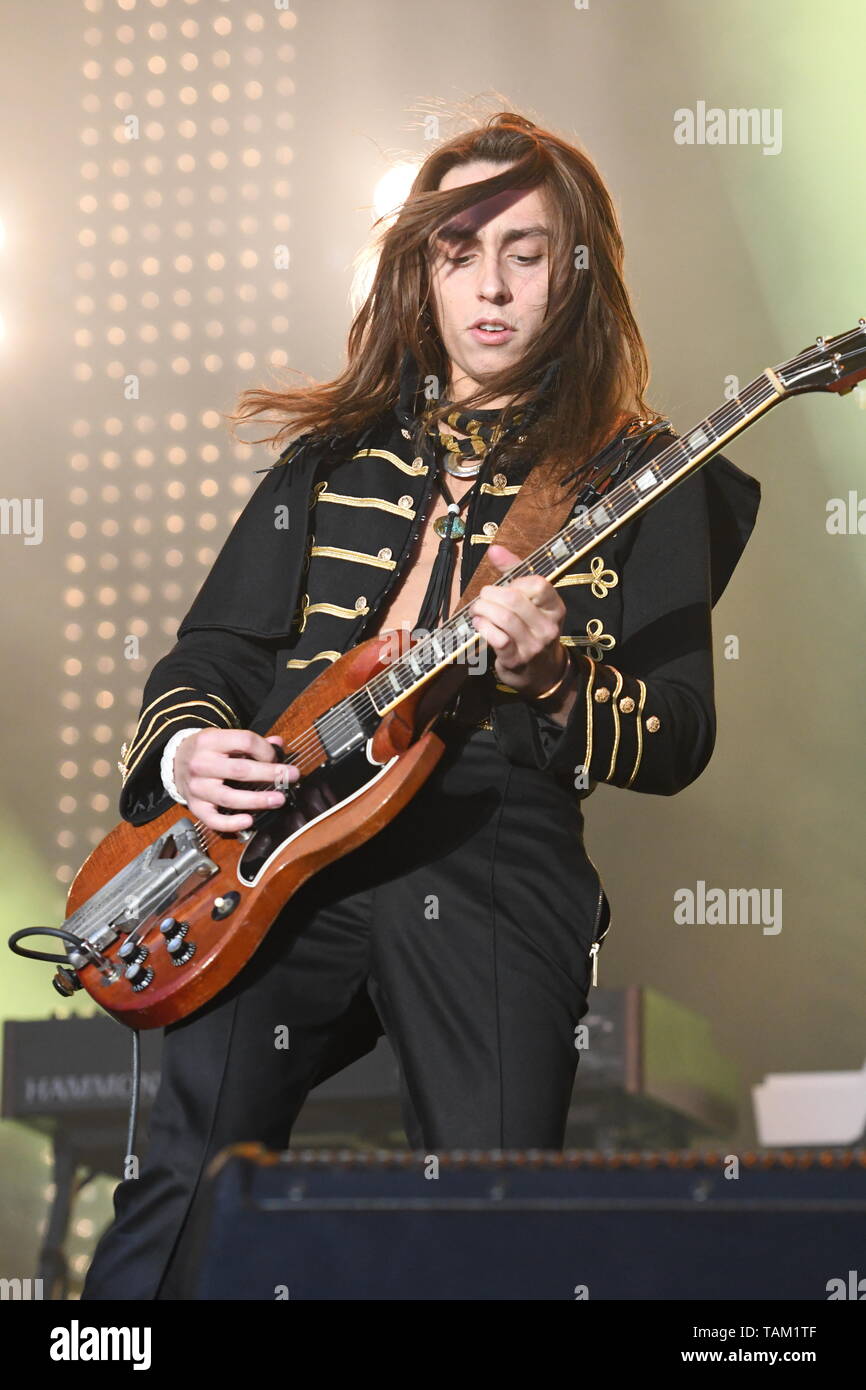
[160,726,204,805]
[528,645,573,706]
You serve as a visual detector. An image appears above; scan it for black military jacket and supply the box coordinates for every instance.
[116,353,761,826]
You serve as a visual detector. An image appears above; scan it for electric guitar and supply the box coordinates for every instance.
[11,323,866,1028]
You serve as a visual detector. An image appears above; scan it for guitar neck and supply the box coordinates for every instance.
[358,368,783,717]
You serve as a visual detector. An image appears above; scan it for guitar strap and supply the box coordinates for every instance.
[448,411,674,724]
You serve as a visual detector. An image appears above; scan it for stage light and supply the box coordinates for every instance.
[372,160,420,222]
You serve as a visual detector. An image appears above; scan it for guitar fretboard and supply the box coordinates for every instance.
[309,368,783,760]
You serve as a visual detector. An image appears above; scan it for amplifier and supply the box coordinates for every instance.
[184,1145,866,1300]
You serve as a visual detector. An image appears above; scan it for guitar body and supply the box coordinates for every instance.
[31,318,866,1030]
[65,636,462,1029]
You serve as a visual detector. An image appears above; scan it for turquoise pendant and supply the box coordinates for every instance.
[434,514,465,540]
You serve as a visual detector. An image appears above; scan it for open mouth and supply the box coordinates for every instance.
[469,321,516,345]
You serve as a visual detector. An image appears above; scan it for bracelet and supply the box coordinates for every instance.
[160,726,204,805]
[529,645,573,705]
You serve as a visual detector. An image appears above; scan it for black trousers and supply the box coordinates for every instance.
[81,727,605,1300]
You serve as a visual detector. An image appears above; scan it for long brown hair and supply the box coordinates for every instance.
[227,111,655,490]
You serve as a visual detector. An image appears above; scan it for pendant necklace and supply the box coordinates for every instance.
[414,453,478,632]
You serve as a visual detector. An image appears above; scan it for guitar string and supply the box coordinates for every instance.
[75,336,861,930]
[188,336,866,850]
[193,370,785,848]
[191,372,780,852]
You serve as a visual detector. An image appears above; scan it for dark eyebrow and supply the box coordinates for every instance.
[437,222,549,247]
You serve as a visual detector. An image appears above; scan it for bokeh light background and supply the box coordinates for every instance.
[0,0,863,1292]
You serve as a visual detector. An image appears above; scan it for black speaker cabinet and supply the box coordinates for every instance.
[183,1145,866,1300]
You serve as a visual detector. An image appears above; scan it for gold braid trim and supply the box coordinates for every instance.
[352,448,427,476]
[316,484,416,519]
[121,710,230,785]
[605,666,625,782]
[122,694,239,765]
[310,545,396,570]
[583,655,597,775]
[479,481,521,496]
[626,679,648,788]
[285,651,341,669]
[304,600,370,621]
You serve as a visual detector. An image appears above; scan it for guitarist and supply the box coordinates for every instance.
[82,112,759,1299]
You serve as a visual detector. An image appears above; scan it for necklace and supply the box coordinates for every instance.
[421,399,520,480]
[414,451,477,631]
[442,454,482,480]
[432,468,475,540]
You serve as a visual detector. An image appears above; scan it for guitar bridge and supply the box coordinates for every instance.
[63,819,218,963]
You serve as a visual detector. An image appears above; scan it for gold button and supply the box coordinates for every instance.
[377,547,392,560]
[593,687,611,703]
[398,494,413,508]
[493,473,507,488]
[646,715,661,733]
[401,428,411,439]
[412,457,425,470]
[483,521,498,537]
[355,595,367,610]
[619,695,636,714]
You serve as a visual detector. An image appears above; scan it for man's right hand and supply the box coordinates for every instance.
[173,728,300,832]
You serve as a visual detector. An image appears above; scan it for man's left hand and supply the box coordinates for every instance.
[469,543,568,698]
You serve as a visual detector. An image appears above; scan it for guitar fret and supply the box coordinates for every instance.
[355,368,786,721]
[291,327,866,767]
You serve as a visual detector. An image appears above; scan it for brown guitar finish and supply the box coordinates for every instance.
[51,319,866,1030]
[66,636,459,1029]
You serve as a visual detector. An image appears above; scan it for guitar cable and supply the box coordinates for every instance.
[8,924,144,1171]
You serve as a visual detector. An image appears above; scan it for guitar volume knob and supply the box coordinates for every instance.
[124,960,154,991]
[166,933,196,967]
[117,938,146,961]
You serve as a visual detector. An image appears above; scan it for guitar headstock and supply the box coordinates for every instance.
[776,320,866,396]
